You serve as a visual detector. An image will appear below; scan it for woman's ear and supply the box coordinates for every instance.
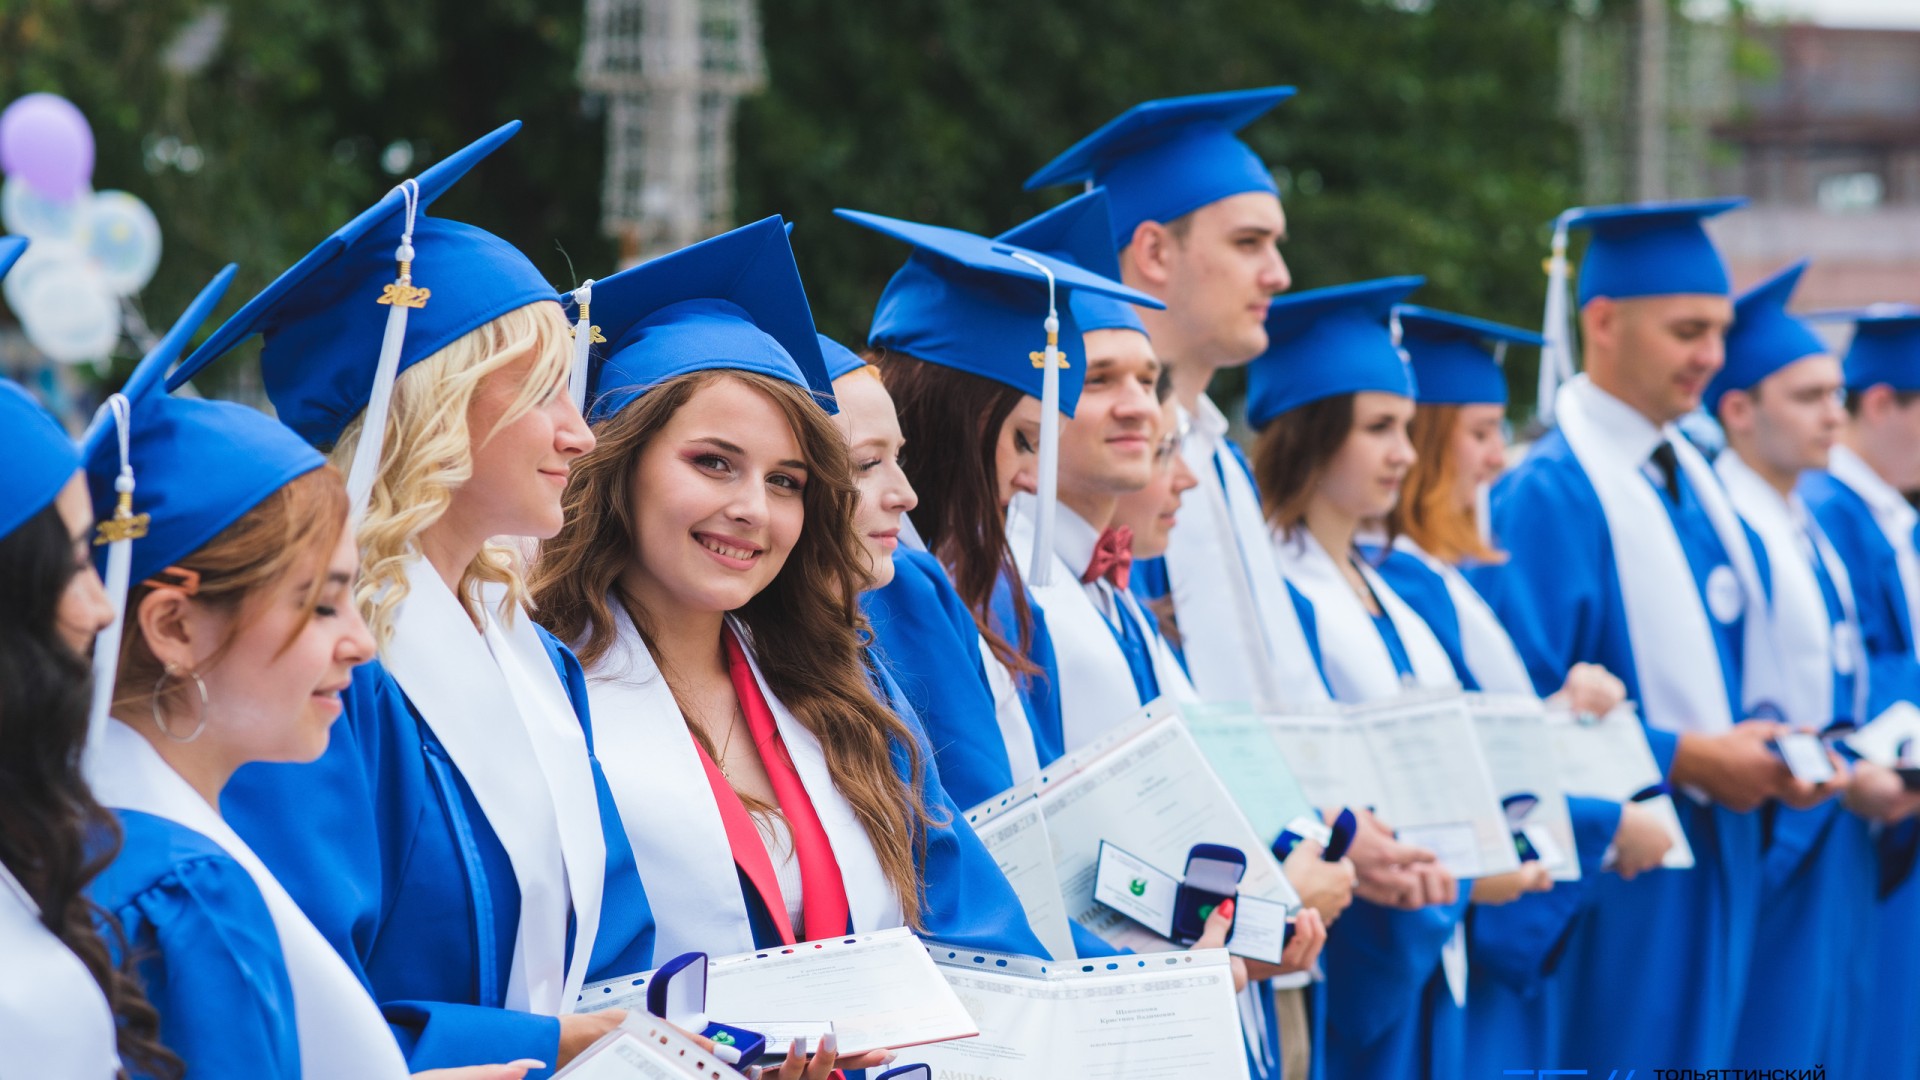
[135,587,202,672]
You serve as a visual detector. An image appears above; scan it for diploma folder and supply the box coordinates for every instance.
[1547,704,1695,871]
[1030,699,1303,955]
[552,1013,743,1079]
[913,943,1252,1080]
[575,927,979,1056]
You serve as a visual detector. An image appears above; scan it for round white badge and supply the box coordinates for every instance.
[1833,622,1859,676]
[1706,565,1744,625]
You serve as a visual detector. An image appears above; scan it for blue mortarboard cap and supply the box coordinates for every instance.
[84,266,324,583]
[1566,197,1746,304]
[580,216,833,423]
[1246,276,1425,429]
[997,189,1146,337]
[0,237,81,541]
[837,208,1164,417]
[1394,305,1539,407]
[167,122,554,447]
[0,378,79,542]
[1814,303,1920,393]
[1025,88,1293,249]
[1703,260,1829,414]
[820,333,868,382]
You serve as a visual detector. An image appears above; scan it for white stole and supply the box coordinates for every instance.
[1390,536,1536,696]
[1554,376,1777,734]
[1007,497,1196,753]
[1718,451,1867,728]
[584,605,902,961]
[1163,396,1330,704]
[978,637,1043,785]
[88,720,409,1078]
[0,865,120,1080]
[381,557,605,1015]
[1274,529,1458,703]
[1828,443,1920,662]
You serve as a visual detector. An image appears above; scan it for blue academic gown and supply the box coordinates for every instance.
[1803,469,1920,1076]
[91,811,301,1080]
[1376,548,1628,1073]
[990,567,1065,767]
[222,628,656,1077]
[1473,427,1764,1070]
[1297,567,1469,1080]
[862,548,1018,811]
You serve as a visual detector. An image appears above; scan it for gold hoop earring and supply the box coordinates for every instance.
[152,664,210,743]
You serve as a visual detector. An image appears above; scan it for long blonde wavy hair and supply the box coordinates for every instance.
[335,300,573,644]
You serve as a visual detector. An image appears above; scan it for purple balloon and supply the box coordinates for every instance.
[0,94,94,201]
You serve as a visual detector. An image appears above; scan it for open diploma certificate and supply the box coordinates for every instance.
[1466,694,1582,881]
[912,946,1251,1080]
[1265,693,1519,879]
[553,1016,738,1079]
[964,786,1079,961]
[1034,701,1300,954]
[1547,704,1695,870]
[574,928,979,1055]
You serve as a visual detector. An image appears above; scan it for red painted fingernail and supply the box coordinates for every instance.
[1219,898,1235,920]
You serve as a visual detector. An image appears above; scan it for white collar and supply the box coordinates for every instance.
[1052,504,1103,582]
[1568,376,1670,466]
[1829,443,1915,524]
[1185,393,1231,443]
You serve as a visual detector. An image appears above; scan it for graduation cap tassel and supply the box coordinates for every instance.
[1537,212,1575,427]
[87,393,144,758]
[346,178,425,527]
[569,279,597,415]
[1008,252,1062,588]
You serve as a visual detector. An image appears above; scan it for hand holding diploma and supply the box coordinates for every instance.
[1671,719,1794,812]
[1844,759,1920,822]
[754,1032,894,1080]
[1282,840,1355,925]
[1467,864,1553,906]
[1548,661,1627,719]
[1608,801,1676,880]
[1342,808,1451,910]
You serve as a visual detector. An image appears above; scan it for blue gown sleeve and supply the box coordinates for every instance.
[991,570,1065,767]
[870,651,1051,959]
[864,550,1018,809]
[91,812,300,1080]
[223,662,563,1075]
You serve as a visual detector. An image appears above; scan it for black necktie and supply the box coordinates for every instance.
[1649,441,1682,504]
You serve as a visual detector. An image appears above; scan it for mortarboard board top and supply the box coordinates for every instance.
[1394,305,1540,408]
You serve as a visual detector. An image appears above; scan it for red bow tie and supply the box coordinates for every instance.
[1081,525,1135,590]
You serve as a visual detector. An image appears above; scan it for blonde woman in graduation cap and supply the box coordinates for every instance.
[165,125,656,1077]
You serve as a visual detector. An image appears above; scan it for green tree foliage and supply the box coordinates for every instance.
[6,0,1577,412]
[738,0,1580,413]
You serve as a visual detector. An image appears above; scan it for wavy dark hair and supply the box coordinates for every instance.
[530,369,938,922]
[869,347,1040,676]
[0,502,180,1080]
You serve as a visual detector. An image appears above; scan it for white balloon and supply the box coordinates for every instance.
[1,175,88,242]
[2,241,120,364]
[84,190,162,295]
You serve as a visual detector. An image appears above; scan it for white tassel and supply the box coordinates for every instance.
[569,279,596,415]
[346,179,424,528]
[1537,213,1575,427]
[86,394,141,762]
[1008,252,1062,589]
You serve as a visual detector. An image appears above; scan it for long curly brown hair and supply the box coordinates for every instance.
[530,369,937,923]
[0,502,180,1080]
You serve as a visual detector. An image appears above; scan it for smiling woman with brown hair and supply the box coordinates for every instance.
[530,218,1045,1078]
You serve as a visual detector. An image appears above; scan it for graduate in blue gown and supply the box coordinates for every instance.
[1798,304,1920,1076]
[1244,277,1476,1080]
[1474,199,1837,1069]
[79,269,419,1080]
[0,239,151,1080]
[833,204,1165,792]
[1370,304,1664,1076]
[166,124,656,1076]
[523,220,1046,1042]
[824,323,1046,812]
